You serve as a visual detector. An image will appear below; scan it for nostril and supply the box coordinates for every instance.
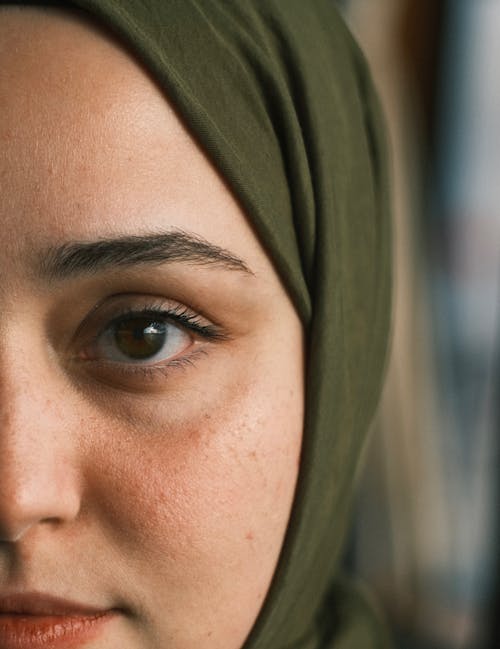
[40,516,67,527]
[0,511,75,544]
[0,520,34,544]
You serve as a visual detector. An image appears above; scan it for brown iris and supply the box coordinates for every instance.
[114,317,167,360]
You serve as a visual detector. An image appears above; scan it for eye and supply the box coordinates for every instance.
[72,296,228,389]
[93,313,191,364]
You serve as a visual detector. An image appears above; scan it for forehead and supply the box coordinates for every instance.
[0,7,167,161]
[0,8,262,276]
[0,7,189,226]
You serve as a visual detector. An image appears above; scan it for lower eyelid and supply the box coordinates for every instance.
[75,346,209,390]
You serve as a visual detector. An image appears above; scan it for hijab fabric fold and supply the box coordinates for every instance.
[13,2,393,646]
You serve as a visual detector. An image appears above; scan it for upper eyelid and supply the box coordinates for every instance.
[103,306,178,329]
[73,298,192,338]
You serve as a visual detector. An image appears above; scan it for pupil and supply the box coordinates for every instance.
[114,318,166,359]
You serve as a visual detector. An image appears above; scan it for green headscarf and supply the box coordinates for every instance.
[11,1,392,646]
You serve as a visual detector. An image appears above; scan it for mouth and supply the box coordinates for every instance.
[0,592,120,649]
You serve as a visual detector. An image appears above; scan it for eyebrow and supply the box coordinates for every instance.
[37,230,253,280]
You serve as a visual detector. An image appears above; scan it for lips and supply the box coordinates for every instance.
[0,593,119,649]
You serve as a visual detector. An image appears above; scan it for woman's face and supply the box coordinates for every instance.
[0,9,304,649]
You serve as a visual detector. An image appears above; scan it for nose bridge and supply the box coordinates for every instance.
[0,376,60,474]
[0,346,81,542]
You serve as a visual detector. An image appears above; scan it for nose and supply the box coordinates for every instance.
[0,375,81,543]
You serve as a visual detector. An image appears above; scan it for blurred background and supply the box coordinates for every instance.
[336,1,500,648]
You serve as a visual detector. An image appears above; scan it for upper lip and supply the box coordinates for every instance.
[0,593,111,616]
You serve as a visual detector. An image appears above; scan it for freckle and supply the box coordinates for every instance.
[249,450,257,460]
[245,531,254,541]
[207,631,213,637]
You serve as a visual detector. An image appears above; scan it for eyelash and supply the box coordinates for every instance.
[106,303,224,340]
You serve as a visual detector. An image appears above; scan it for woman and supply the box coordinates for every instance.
[0,2,391,648]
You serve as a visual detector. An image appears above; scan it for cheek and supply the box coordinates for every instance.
[83,361,303,603]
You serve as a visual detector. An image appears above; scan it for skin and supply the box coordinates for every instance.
[0,8,304,649]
